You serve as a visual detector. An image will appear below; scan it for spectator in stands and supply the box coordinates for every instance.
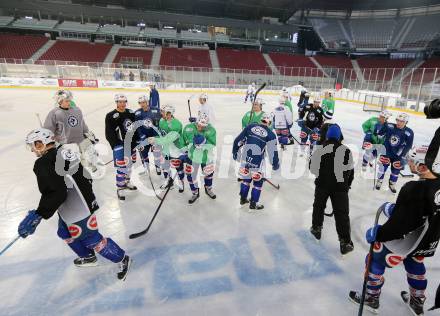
[120,72,125,81]
[129,71,135,81]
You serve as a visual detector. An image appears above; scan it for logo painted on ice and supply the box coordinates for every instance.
[251,126,268,137]
[67,115,79,127]
[390,135,400,146]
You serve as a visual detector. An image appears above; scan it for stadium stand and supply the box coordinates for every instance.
[268,52,324,76]
[403,57,440,83]
[350,19,396,49]
[113,48,153,66]
[0,34,49,60]
[314,55,356,79]
[357,57,414,80]
[56,21,99,33]
[0,16,14,27]
[38,40,112,64]
[159,47,212,69]
[309,18,349,49]
[216,47,270,73]
[400,16,440,49]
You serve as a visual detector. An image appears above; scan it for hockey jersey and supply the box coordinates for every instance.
[34,146,98,221]
[232,123,279,170]
[377,178,440,257]
[182,123,216,164]
[105,109,138,149]
[273,105,293,130]
[134,107,161,139]
[377,123,414,158]
[299,104,324,130]
[43,106,88,144]
[362,117,384,144]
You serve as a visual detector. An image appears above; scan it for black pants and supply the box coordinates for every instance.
[312,186,351,241]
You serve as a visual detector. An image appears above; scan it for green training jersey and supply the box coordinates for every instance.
[182,122,216,164]
[242,111,265,129]
[362,117,383,144]
[321,98,335,113]
[156,117,184,157]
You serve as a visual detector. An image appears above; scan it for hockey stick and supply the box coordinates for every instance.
[35,113,42,127]
[146,166,163,201]
[357,207,382,316]
[129,173,176,239]
[263,178,280,190]
[0,235,20,256]
[248,82,266,125]
[187,95,195,118]
[373,156,378,191]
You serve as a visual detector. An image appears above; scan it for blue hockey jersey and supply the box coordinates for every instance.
[134,107,161,138]
[377,123,414,158]
[233,123,279,169]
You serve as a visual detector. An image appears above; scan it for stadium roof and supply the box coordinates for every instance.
[70,0,440,21]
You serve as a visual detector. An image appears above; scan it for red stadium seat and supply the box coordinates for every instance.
[0,34,49,61]
[113,48,153,66]
[268,53,323,77]
[159,47,212,71]
[216,48,271,74]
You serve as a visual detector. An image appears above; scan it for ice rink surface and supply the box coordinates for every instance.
[0,88,439,316]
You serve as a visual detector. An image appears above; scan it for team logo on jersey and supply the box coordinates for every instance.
[251,126,268,137]
[113,112,120,119]
[68,224,82,238]
[308,113,316,121]
[87,215,98,230]
[390,135,400,146]
[143,119,153,128]
[67,115,78,127]
[434,190,440,206]
[61,147,80,162]
[124,119,133,131]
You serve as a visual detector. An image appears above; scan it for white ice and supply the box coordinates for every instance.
[0,88,439,316]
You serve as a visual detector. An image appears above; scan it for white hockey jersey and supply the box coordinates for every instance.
[198,102,216,125]
[247,85,256,94]
[273,105,293,130]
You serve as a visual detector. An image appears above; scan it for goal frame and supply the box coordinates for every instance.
[363,94,385,112]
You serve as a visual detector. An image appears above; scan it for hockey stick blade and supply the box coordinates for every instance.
[129,176,175,239]
[264,178,280,190]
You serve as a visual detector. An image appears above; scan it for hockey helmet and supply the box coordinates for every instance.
[114,93,128,103]
[162,104,175,115]
[54,89,72,104]
[407,145,429,166]
[396,112,409,124]
[379,110,392,119]
[261,112,272,125]
[199,92,208,101]
[26,128,55,150]
[138,94,150,104]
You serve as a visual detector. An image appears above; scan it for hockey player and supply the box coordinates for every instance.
[298,98,324,156]
[233,113,279,210]
[148,105,186,192]
[279,94,293,114]
[321,91,335,116]
[244,82,256,103]
[297,89,309,109]
[44,89,100,174]
[18,128,131,280]
[134,94,162,176]
[309,124,354,254]
[241,98,267,129]
[349,145,440,315]
[149,82,160,109]
[361,111,391,172]
[182,113,217,204]
[105,94,138,200]
[273,100,294,147]
[375,113,414,193]
[281,87,292,102]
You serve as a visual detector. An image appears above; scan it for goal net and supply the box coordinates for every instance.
[363,94,385,112]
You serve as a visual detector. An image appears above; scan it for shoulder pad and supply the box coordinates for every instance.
[128,109,134,114]
[405,130,411,137]
[112,112,119,119]
[135,110,141,116]
[387,123,394,129]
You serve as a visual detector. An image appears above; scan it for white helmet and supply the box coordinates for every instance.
[282,86,288,92]
[199,92,208,101]
[407,145,429,166]
[254,97,265,106]
[197,113,209,127]
[261,112,272,124]
[396,112,409,124]
[54,89,72,104]
[138,94,150,104]
[114,93,127,102]
[252,82,256,86]
[379,110,392,119]
[162,104,175,115]
[25,128,55,149]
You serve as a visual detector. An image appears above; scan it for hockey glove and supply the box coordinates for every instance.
[379,202,395,218]
[365,225,381,244]
[18,210,42,238]
[193,135,206,149]
[84,131,99,144]
[189,117,197,123]
[147,137,156,145]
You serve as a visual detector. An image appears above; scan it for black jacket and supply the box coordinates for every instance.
[34,146,98,219]
[309,140,354,192]
[376,178,440,257]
